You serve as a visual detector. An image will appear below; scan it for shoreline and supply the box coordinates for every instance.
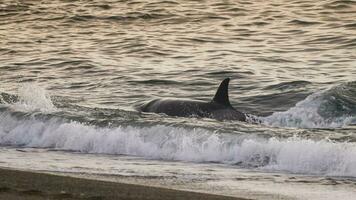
[0,167,250,200]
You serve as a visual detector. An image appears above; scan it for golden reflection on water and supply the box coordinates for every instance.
[0,0,355,105]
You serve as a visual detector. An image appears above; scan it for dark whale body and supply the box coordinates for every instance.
[138,78,246,121]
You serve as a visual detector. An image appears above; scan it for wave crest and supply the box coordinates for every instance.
[1,83,57,113]
[0,111,355,177]
[262,82,356,128]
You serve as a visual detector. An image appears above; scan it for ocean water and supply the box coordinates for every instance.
[1,0,356,199]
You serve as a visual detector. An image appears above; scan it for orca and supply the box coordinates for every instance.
[137,78,246,121]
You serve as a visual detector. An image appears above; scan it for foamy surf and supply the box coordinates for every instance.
[8,83,57,113]
[0,83,356,177]
[261,83,356,128]
[0,110,356,177]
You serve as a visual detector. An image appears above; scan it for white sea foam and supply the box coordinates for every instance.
[0,112,355,177]
[1,84,355,176]
[261,92,355,128]
[11,83,56,113]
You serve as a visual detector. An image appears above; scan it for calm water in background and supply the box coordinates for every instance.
[1,0,356,199]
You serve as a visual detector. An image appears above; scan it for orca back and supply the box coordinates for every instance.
[138,78,246,121]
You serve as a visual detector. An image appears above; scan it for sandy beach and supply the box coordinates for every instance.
[0,168,249,200]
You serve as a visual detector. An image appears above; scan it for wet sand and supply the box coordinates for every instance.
[0,168,249,200]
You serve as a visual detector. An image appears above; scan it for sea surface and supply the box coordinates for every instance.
[0,0,356,199]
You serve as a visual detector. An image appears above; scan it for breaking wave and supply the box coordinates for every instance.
[0,83,356,177]
[0,110,356,177]
[1,83,56,113]
[262,81,356,128]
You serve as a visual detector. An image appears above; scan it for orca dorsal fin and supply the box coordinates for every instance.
[212,78,231,107]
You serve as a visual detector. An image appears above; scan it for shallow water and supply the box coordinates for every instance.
[2,147,356,200]
[1,0,356,199]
